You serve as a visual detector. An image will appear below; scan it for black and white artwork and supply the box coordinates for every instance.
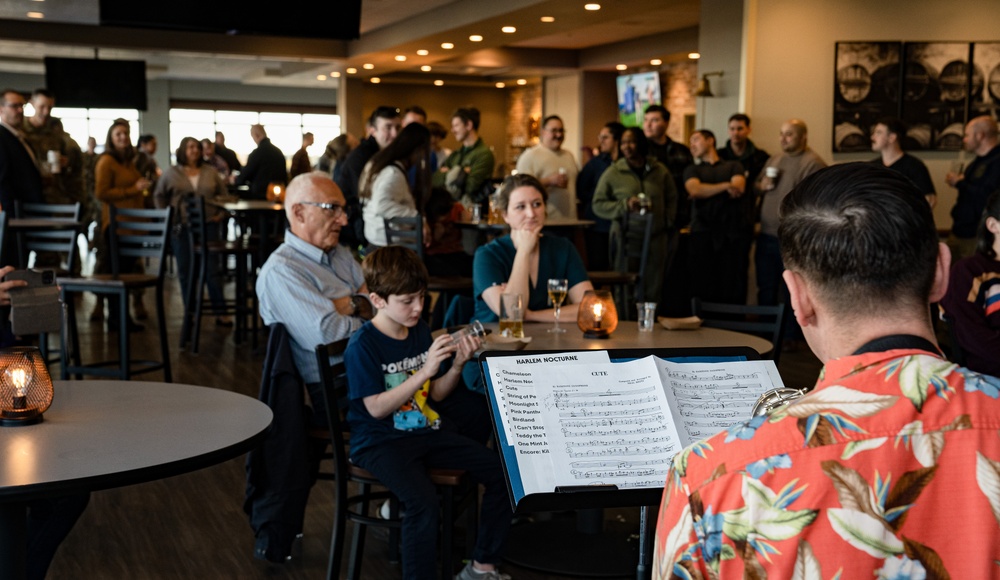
[971,42,1000,119]
[833,41,901,152]
[901,42,973,151]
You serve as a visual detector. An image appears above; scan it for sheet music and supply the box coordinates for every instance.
[654,358,784,445]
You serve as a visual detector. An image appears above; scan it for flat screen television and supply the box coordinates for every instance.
[44,57,147,110]
[616,72,662,126]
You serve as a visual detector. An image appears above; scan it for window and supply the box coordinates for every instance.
[24,105,140,152]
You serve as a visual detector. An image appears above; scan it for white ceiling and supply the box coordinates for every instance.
[0,0,700,88]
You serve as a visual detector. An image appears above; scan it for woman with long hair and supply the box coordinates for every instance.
[92,118,152,329]
[152,136,231,326]
[941,190,1000,375]
[360,122,431,250]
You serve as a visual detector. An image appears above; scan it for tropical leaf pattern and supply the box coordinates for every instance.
[653,351,1000,579]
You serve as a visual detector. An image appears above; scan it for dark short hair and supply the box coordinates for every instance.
[176,136,203,168]
[369,105,401,127]
[875,116,908,139]
[497,173,547,211]
[404,105,427,120]
[779,163,938,317]
[694,129,716,143]
[452,107,481,130]
[604,121,626,143]
[728,113,751,126]
[542,115,563,129]
[303,132,314,139]
[137,134,156,147]
[0,89,23,106]
[31,88,54,100]
[622,126,649,158]
[426,121,448,139]
[644,104,670,123]
[363,246,429,298]
[977,190,1000,259]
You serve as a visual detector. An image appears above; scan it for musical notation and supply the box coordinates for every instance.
[566,445,673,458]
[667,370,762,381]
[552,385,657,400]
[566,435,674,448]
[558,402,661,418]
[570,467,667,480]
[569,457,671,469]
[561,425,665,438]
[559,413,665,429]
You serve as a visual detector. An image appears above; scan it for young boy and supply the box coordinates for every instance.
[345,246,512,580]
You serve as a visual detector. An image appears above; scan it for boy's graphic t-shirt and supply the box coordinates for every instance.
[344,320,445,457]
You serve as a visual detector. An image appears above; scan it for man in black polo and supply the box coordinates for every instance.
[683,129,748,305]
[870,116,935,207]
[237,124,288,200]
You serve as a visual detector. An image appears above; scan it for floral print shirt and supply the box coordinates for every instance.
[653,348,1000,579]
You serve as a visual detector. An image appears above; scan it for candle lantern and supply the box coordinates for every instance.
[576,290,618,338]
[267,182,285,203]
[0,347,53,426]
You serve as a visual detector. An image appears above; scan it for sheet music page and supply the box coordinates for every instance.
[653,358,784,446]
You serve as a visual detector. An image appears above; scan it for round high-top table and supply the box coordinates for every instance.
[0,381,272,579]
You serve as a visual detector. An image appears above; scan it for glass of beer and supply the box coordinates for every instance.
[547,278,568,333]
[499,293,524,338]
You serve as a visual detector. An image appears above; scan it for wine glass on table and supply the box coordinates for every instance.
[547,278,568,333]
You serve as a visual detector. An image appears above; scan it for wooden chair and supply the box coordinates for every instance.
[58,206,173,381]
[691,298,786,365]
[314,340,476,580]
[180,196,258,353]
[13,201,82,274]
[589,211,654,318]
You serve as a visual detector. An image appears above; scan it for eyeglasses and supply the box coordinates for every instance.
[1,102,24,110]
[298,201,347,218]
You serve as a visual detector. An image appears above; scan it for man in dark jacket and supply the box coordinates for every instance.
[236,124,287,200]
[0,89,43,215]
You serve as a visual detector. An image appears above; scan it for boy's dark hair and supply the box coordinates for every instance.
[728,113,751,126]
[452,107,481,130]
[496,173,548,211]
[363,246,429,299]
[779,162,938,318]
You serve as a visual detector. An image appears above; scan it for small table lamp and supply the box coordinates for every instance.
[0,347,53,426]
[577,290,618,338]
[267,182,285,203]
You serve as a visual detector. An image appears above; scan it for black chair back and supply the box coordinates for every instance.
[691,298,786,365]
[108,206,173,278]
[610,211,654,303]
[383,215,424,259]
[13,201,82,272]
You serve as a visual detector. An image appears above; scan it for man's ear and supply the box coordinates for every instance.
[783,269,816,328]
[928,242,951,304]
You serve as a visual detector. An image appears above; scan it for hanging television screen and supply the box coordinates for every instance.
[44,57,147,110]
[616,72,662,126]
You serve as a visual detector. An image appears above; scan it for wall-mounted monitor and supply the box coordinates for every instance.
[44,57,147,110]
[616,72,662,126]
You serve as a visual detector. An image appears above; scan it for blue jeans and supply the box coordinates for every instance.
[353,430,512,580]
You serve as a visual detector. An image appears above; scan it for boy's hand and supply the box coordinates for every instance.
[452,334,482,367]
[425,333,458,377]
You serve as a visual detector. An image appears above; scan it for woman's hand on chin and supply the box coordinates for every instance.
[510,225,542,252]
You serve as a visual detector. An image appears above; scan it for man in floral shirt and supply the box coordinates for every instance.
[653,163,1000,579]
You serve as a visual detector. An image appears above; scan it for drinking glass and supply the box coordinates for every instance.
[547,278,568,333]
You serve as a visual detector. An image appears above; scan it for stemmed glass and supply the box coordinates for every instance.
[547,278,568,333]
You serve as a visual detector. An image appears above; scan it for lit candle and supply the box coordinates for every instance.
[11,367,26,410]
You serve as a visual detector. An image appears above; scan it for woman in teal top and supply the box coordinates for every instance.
[472,174,593,323]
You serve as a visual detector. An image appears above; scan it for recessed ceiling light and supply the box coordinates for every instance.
[420,65,432,72]
[441,42,454,50]
[331,71,341,78]
[346,67,357,74]
[416,49,429,56]
[469,35,483,42]
[317,74,328,81]
[516,79,527,85]
[616,64,627,71]
[434,80,444,86]
[394,55,407,62]
[26,11,43,18]
[496,82,506,88]
[362,63,374,70]
[501,26,516,33]
[540,16,555,23]
[371,77,381,84]
[585,3,601,10]
[650,58,662,66]
[688,52,701,60]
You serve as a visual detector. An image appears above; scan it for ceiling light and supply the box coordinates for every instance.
[362,63,374,70]
[688,52,701,60]
[26,11,43,18]
[316,74,327,81]
[371,77,381,84]
[540,16,555,23]
[516,79,527,85]
[650,58,662,66]
[331,71,341,78]
[469,35,483,42]
[394,55,407,62]
[346,67,357,74]
[416,49,429,56]
[434,80,444,86]
[501,26,516,33]
[441,42,454,50]
[616,64,627,71]
[584,3,601,10]
[496,82,506,88]
[420,65,432,72]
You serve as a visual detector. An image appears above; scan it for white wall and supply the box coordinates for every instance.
[543,73,583,168]
[697,0,746,132]
[743,0,1000,228]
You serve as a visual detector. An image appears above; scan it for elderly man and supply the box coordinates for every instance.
[237,124,287,200]
[516,114,579,218]
[0,89,43,213]
[653,162,1000,578]
[945,115,1000,260]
